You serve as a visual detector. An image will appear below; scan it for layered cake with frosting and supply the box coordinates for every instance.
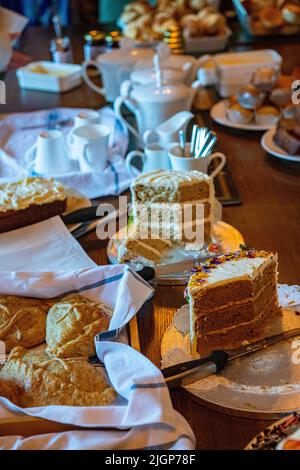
[131,170,214,244]
[118,227,172,266]
[0,177,67,233]
[187,250,282,357]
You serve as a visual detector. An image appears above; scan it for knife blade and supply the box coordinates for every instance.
[136,259,196,283]
[62,206,99,225]
[72,220,99,239]
[162,327,300,388]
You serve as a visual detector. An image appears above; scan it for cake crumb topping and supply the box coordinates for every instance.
[188,250,274,288]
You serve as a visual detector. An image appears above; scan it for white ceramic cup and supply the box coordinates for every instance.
[25,130,73,175]
[126,143,172,177]
[82,47,154,102]
[71,124,110,173]
[67,110,101,154]
[169,143,226,178]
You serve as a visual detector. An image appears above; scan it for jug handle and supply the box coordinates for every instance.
[120,79,134,98]
[114,96,144,147]
[82,60,105,96]
[125,150,146,177]
[25,143,37,174]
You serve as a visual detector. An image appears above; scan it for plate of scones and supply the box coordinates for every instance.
[211,67,295,131]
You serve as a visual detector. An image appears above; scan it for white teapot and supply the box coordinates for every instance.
[128,64,191,88]
[114,80,201,145]
[82,44,154,102]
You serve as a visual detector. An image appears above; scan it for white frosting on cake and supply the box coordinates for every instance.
[132,170,211,188]
[0,178,66,212]
[205,256,272,286]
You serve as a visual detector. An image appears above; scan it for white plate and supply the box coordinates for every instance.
[162,304,300,419]
[261,128,300,163]
[210,100,275,131]
[107,221,245,285]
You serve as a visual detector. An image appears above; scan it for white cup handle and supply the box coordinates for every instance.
[114,96,143,147]
[25,143,37,172]
[66,129,80,162]
[66,128,74,148]
[82,144,93,169]
[208,152,226,179]
[82,60,105,96]
[126,151,146,177]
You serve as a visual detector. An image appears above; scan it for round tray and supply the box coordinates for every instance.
[162,305,300,420]
[245,414,300,450]
[107,221,245,285]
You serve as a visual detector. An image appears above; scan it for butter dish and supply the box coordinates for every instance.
[16,61,82,93]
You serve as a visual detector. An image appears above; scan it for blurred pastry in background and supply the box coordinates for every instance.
[270,74,295,106]
[255,105,280,126]
[119,1,227,41]
[240,0,300,35]
[237,84,266,109]
[281,3,300,24]
[252,66,280,92]
[282,103,300,119]
[226,101,254,124]
[274,113,300,154]
[259,6,284,30]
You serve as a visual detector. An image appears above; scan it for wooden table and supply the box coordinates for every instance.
[1,25,300,450]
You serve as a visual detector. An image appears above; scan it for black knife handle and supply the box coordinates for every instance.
[162,350,229,379]
[136,266,156,282]
[63,206,98,225]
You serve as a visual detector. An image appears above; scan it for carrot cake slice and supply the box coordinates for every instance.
[130,170,215,245]
[118,227,172,266]
[0,177,67,233]
[187,249,282,357]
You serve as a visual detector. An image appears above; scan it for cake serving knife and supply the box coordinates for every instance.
[162,327,300,388]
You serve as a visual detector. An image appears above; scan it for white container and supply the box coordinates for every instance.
[16,61,82,93]
[184,28,231,54]
[213,49,282,97]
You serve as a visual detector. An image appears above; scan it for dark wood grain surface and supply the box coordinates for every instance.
[1,25,300,450]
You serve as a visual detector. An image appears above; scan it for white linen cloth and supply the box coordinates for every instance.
[0,232,196,449]
[0,107,133,199]
[0,216,96,271]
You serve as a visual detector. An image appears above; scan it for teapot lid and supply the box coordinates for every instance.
[130,66,185,85]
[98,47,154,64]
[131,82,191,103]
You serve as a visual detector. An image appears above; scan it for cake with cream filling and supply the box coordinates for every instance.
[187,249,282,357]
[131,170,214,245]
[118,169,216,265]
[118,227,172,266]
[0,177,67,233]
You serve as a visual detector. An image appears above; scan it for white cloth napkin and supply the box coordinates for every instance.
[0,267,196,450]
[0,107,133,199]
[0,216,96,271]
